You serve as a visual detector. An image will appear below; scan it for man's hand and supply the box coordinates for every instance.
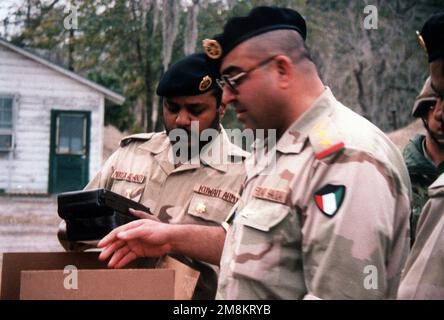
[128,208,160,221]
[98,219,173,268]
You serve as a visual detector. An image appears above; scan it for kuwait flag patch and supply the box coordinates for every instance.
[314,184,346,217]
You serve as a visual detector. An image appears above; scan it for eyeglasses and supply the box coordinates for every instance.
[216,55,278,93]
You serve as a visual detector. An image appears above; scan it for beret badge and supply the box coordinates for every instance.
[416,30,428,55]
[202,39,222,59]
[199,75,212,92]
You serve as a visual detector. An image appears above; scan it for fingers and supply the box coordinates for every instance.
[129,208,160,222]
[117,223,155,242]
[114,251,138,269]
[129,208,151,219]
[99,239,126,261]
[108,245,130,268]
[98,219,145,248]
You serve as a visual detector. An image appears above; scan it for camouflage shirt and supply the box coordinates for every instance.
[402,134,444,242]
[217,88,412,300]
[398,173,444,299]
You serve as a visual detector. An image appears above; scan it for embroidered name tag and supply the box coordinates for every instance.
[111,170,146,184]
[253,186,288,204]
[194,185,239,205]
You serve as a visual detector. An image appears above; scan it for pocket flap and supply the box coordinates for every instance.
[236,200,290,232]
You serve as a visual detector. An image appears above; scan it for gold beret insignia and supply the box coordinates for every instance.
[199,75,212,92]
[416,30,428,55]
[202,39,222,59]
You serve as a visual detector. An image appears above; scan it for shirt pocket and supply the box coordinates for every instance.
[110,181,146,203]
[236,199,290,232]
[187,184,239,224]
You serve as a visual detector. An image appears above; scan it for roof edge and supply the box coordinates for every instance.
[0,37,125,105]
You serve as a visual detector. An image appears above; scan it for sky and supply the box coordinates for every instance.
[0,0,24,37]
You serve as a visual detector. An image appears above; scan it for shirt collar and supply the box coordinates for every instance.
[137,126,248,174]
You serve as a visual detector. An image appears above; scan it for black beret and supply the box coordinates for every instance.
[203,6,306,60]
[418,12,444,62]
[156,53,220,97]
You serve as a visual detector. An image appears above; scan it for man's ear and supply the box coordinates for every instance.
[274,55,294,89]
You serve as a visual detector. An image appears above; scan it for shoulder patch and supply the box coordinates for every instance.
[120,132,156,147]
[309,119,345,160]
[314,184,346,217]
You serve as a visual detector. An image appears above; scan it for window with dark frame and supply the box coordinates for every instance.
[0,96,14,151]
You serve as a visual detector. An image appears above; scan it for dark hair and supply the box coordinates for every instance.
[246,29,312,65]
[441,57,444,75]
[211,87,223,108]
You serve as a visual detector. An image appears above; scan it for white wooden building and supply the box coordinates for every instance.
[0,38,125,194]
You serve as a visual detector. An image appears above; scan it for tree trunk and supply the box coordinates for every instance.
[184,0,200,55]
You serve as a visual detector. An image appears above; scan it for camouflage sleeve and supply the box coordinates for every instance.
[301,150,410,299]
[398,183,444,299]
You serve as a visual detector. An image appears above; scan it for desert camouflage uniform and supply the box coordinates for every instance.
[402,134,444,242]
[61,126,248,299]
[217,88,412,300]
[85,127,247,226]
[397,173,444,299]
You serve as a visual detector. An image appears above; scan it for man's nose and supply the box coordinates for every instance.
[176,109,191,127]
[222,87,236,106]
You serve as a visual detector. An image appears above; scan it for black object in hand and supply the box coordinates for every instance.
[58,188,151,241]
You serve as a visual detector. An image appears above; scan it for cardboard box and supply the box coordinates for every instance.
[1,252,199,300]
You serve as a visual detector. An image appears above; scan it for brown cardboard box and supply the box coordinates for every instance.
[0,252,199,300]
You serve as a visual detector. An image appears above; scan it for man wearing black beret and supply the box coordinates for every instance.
[98,7,412,300]
[398,12,444,300]
[206,5,410,300]
[59,52,248,299]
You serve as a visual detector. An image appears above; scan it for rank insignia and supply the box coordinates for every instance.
[314,184,346,217]
[195,202,207,214]
[199,75,212,92]
[202,39,222,59]
[416,31,428,55]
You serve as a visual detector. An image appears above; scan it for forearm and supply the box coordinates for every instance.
[168,224,226,266]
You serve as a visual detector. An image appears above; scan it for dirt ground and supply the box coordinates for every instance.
[0,195,64,288]
[0,126,127,289]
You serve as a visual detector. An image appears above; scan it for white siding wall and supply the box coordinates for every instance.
[0,45,104,194]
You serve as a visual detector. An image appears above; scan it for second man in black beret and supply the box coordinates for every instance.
[61,52,248,300]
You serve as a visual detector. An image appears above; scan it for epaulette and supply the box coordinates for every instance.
[120,132,156,147]
[309,118,345,160]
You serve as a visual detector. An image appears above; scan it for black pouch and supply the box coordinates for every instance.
[58,188,151,241]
